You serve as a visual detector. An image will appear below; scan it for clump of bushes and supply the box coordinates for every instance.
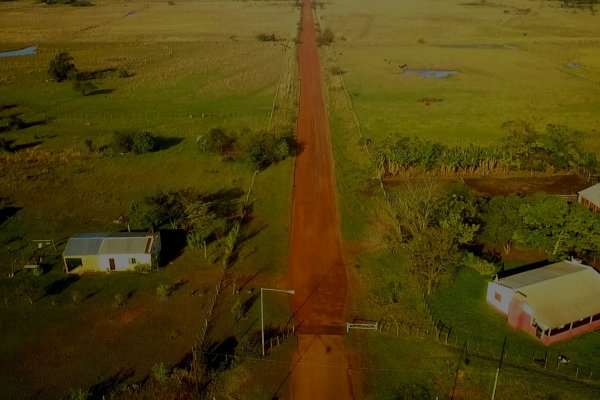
[47,52,77,82]
[460,251,499,276]
[256,33,278,42]
[198,127,295,170]
[316,28,334,46]
[112,130,156,154]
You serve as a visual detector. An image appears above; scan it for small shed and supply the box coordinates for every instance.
[577,183,600,212]
[63,232,161,273]
[487,259,600,345]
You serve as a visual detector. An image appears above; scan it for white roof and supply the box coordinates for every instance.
[498,260,600,329]
[578,183,600,208]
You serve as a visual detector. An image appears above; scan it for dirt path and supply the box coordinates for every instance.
[288,0,353,398]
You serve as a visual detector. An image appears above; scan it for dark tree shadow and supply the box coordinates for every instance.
[44,275,80,296]
[171,278,188,292]
[496,259,549,276]
[0,206,21,225]
[154,136,184,151]
[86,88,115,96]
[204,188,244,219]
[205,336,238,371]
[76,68,117,81]
[158,228,187,265]
[89,369,135,400]
[10,140,43,152]
[0,103,18,111]
[242,293,258,314]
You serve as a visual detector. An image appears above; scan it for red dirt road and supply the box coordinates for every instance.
[289,0,353,398]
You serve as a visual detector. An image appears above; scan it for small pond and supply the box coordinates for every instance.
[0,46,37,58]
[402,69,459,78]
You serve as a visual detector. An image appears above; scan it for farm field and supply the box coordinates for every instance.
[318,0,600,145]
[0,0,300,399]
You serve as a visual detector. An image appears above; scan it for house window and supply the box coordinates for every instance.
[495,292,502,302]
[550,324,571,336]
[129,257,136,264]
[572,317,591,329]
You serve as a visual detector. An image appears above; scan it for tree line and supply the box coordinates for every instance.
[375,180,600,294]
[374,121,598,176]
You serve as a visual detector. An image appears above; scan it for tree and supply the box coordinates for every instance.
[390,179,446,239]
[223,221,240,267]
[47,52,77,82]
[514,194,569,258]
[438,191,480,245]
[406,227,460,295]
[184,200,215,259]
[480,195,524,254]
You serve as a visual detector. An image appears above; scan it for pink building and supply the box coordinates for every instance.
[486,260,600,345]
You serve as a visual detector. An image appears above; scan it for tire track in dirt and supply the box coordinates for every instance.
[289,0,354,398]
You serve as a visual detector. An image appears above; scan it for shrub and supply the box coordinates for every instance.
[117,67,133,78]
[316,28,334,46]
[231,298,243,322]
[69,388,90,400]
[114,293,125,308]
[132,131,156,154]
[200,127,237,156]
[32,266,43,277]
[112,130,156,154]
[47,52,77,82]
[133,263,156,273]
[460,251,498,276]
[256,33,277,42]
[72,79,97,96]
[157,283,171,300]
[152,362,171,383]
[71,290,82,305]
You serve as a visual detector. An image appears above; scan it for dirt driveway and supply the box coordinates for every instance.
[288,0,354,398]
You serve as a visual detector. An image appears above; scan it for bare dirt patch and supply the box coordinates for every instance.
[464,173,590,197]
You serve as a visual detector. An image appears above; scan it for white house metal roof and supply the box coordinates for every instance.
[516,268,600,329]
[578,183,600,208]
[63,232,153,257]
[498,260,585,289]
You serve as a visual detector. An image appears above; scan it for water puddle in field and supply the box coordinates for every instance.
[566,61,580,68]
[0,46,37,57]
[402,69,459,78]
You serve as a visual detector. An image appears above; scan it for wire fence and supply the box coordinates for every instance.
[363,293,600,385]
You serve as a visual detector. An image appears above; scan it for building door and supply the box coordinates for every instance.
[109,258,116,271]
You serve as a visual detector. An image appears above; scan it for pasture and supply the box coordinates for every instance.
[319,0,600,145]
[0,0,300,398]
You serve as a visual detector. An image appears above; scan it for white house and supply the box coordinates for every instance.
[63,232,161,273]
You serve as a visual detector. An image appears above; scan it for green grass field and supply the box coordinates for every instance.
[0,0,300,398]
[319,0,600,145]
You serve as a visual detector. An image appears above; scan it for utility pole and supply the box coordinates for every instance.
[491,337,507,400]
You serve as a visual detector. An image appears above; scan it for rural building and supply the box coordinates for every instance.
[577,183,600,212]
[63,232,161,273]
[486,259,600,345]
